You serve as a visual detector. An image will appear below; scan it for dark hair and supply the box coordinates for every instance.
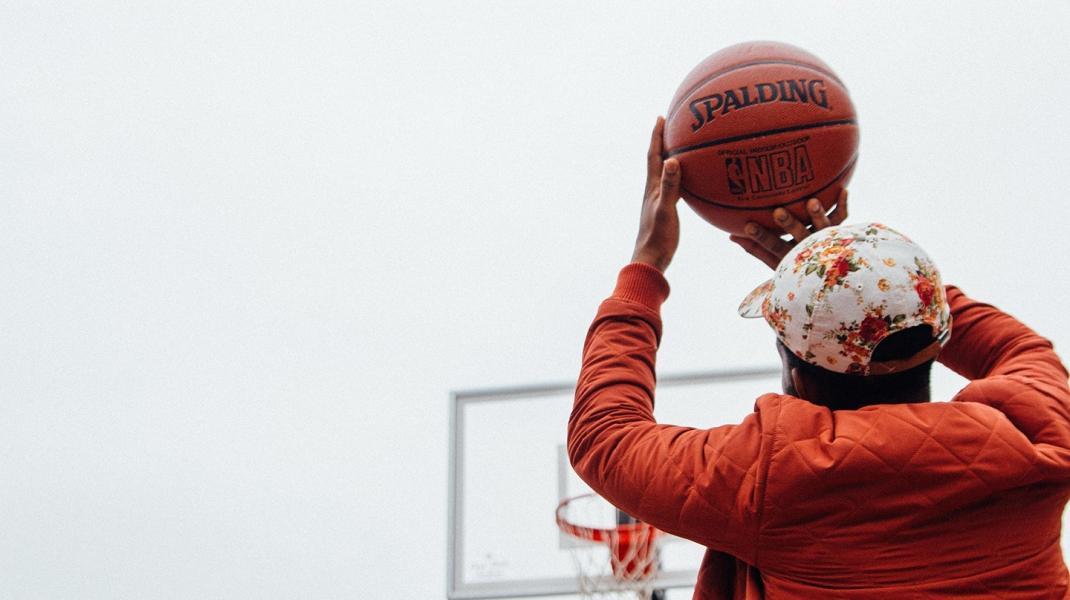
[780,324,935,410]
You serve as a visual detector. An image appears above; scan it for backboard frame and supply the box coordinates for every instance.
[446,366,782,600]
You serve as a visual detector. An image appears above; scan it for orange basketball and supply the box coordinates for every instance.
[664,41,858,234]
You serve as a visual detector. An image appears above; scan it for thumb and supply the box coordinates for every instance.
[659,159,681,207]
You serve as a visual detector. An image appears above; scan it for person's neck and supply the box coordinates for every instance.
[818,386,931,411]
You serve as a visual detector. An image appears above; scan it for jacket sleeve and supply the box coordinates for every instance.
[567,263,769,561]
[939,285,1070,459]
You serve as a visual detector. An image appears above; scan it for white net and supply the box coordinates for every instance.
[556,494,664,600]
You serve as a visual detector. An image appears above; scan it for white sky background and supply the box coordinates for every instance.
[2,1,1069,598]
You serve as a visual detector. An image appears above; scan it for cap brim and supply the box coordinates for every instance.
[738,279,774,319]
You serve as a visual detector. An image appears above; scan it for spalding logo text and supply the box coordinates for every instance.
[689,79,830,132]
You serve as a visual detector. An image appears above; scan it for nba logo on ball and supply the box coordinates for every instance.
[725,158,746,194]
[724,145,816,196]
[665,41,859,234]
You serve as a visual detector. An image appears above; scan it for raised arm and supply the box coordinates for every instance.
[568,263,768,559]
[940,286,1070,455]
[566,117,771,558]
[940,286,1067,382]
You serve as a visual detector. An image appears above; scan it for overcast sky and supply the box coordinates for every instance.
[2,1,1069,598]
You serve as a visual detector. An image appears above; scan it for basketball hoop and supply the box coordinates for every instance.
[555,493,663,599]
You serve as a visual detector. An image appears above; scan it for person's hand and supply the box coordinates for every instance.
[631,117,682,272]
[729,189,849,269]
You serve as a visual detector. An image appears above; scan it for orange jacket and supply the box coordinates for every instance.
[569,263,1070,598]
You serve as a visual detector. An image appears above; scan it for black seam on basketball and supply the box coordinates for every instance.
[664,119,857,158]
[666,59,847,120]
[681,154,857,211]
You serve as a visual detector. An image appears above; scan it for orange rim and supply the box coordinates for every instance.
[555,494,659,545]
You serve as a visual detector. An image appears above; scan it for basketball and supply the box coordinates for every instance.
[664,41,858,234]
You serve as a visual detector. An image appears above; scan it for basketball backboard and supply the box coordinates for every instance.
[447,364,969,598]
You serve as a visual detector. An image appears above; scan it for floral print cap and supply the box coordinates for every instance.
[738,223,951,375]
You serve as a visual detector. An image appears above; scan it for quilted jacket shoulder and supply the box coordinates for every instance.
[754,394,1067,591]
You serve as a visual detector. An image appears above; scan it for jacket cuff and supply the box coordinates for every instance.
[612,263,670,310]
